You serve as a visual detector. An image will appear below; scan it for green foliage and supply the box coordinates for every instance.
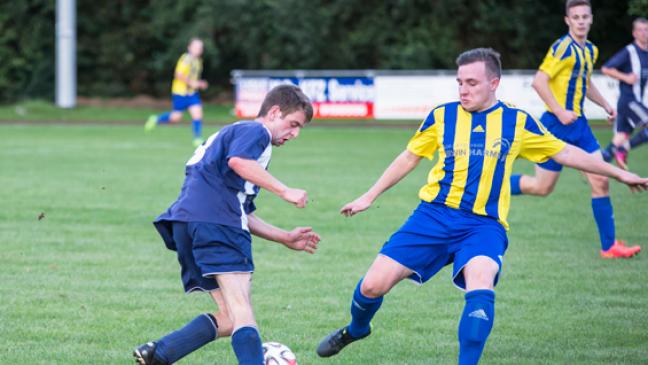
[629,0,648,16]
[0,1,637,102]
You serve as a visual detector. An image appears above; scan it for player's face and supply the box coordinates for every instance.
[456,61,499,112]
[267,106,307,146]
[633,22,648,46]
[188,40,204,57]
[565,5,592,40]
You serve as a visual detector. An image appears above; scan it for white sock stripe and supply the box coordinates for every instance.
[629,101,648,125]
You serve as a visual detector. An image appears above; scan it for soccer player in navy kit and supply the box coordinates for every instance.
[601,17,648,169]
[509,0,642,258]
[316,48,648,365]
[134,85,320,365]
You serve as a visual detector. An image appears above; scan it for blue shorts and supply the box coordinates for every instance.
[379,202,508,291]
[172,93,201,112]
[616,99,648,134]
[154,220,254,293]
[536,112,600,172]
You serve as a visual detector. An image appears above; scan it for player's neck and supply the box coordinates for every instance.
[636,40,648,51]
[475,98,498,113]
[256,117,275,136]
[568,31,587,46]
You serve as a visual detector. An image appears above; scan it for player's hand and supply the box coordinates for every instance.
[340,194,373,217]
[624,73,638,85]
[281,188,308,208]
[283,227,320,254]
[198,80,209,90]
[616,170,648,193]
[604,105,617,125]
[556,109,578,125]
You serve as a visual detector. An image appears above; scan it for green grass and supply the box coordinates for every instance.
[0,100,234,123]
[1,123,647,364]
[0,100,419,126]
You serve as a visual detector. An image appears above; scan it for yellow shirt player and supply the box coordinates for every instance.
[510,0,642,258]
[316,48,648,365]
[145,38,209,147]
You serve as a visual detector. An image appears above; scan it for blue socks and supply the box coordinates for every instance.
[158,112,171,124]
[591,196,615,251]
[510,174,522,195]
[348,279,383,338]
[231,326,264,365]
[154,313,218,364]
[458,289,495,365]
[192,119,203,139]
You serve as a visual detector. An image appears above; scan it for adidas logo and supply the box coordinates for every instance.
[468,309,489,321]
[472,125,485,133]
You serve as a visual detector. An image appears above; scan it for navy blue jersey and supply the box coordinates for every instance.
[156,120,272,231]
[604,43,648,102]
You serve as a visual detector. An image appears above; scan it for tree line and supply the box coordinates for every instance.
[0,0,644,103]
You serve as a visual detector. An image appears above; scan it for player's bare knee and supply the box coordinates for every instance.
[360,278,388,298]
[170,112,182,123]
[464,273,495,290]
[589,175,609,196]
[534,182,555,196]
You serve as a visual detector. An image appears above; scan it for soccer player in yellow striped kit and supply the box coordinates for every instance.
[509,0,641,258]
[316,48,648,365]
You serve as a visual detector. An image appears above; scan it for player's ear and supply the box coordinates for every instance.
[268,105,281,121]
[490,77,500,91]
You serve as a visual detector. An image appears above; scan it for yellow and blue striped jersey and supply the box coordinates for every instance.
[407,101,566,229]
[539,34,598,116]
[171,53,203,96]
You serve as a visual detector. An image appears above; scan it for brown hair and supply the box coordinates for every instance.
[565,0,590,15]
[455,48,502,79]
[257,84,314,122]
[633,17,648,30]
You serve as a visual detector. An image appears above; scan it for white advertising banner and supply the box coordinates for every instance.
[232,70,620,120]
[374,73,620,120]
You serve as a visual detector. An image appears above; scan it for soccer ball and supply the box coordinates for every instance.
[262,342,297,365]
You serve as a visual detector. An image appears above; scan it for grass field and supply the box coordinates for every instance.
[1,121,647,364]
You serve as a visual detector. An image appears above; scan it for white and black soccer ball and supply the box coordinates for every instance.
[262,342,297,365]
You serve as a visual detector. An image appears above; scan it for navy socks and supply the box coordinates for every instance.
[155,313,218,364]
[231,326,264,365]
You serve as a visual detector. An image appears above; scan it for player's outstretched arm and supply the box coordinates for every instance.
[341,149,422,217]
[247,213,320,254]
[586,81,616,123]
[229,157,308,208]
[532,71,578,125]
[552,144,648,192]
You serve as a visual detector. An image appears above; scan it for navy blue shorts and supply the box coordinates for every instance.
[536,112,600,172]
[172,93,201,112]
[616,99,648,134]
[379,202,508,291]
[154,220,254,293]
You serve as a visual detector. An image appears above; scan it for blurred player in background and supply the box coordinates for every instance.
[316,48,648,365]
[509,0,641,258]
[134,85,320,365]
[601,17,648,169]
[145,37,208,147]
